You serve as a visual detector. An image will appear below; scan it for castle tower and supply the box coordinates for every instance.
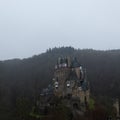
[54,57,71,97]
[53,57,90,106]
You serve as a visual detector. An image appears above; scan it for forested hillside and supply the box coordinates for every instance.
[0,47,120,119]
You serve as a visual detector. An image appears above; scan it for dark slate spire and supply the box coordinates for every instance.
[71,57,80,68]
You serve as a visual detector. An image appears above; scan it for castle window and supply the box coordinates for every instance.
[55,85,58,89]
[55,81,58,89]
[78,87,82,91]
[67,81,70,87]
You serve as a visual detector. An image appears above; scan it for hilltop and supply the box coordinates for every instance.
[0,47,120,119]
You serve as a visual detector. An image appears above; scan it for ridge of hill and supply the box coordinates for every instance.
[0,46,120,119]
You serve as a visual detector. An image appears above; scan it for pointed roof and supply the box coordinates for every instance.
[71,57,80,68]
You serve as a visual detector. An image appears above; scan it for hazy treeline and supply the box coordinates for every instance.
[0,47,120,119]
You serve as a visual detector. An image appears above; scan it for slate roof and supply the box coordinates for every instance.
[71,57,80,68]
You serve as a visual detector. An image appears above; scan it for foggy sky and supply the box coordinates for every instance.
[0,0,120,60]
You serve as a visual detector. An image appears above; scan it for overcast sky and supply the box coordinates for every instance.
[0,0,120,60]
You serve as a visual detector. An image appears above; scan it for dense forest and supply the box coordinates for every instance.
[0,47,120,119]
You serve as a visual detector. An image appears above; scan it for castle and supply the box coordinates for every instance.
[53,57,90,106]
